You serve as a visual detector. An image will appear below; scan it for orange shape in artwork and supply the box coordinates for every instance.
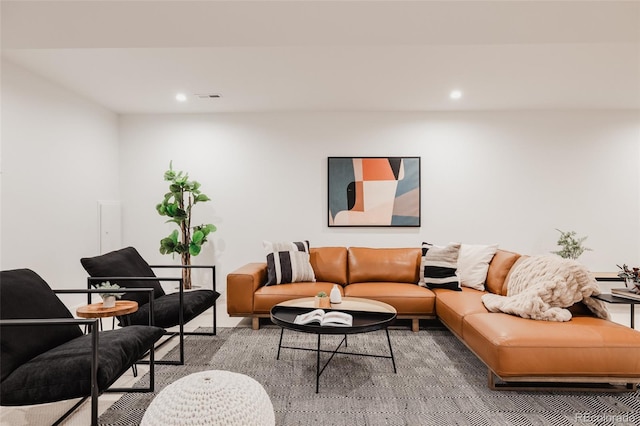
[351,181,365,211]
[362,159,395,181]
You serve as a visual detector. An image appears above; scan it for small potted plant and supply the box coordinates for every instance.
[97,282,125,308]
[617,264,640,293]
[314,291,330,308]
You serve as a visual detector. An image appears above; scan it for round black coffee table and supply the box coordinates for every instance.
[270,297,397,392]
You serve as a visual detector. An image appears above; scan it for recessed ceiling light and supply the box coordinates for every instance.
[175,93,187,102]
[450,90,462,100]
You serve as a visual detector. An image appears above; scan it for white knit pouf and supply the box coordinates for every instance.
[140,370,275,426]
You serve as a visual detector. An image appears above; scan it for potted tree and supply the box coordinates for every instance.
[156,162,217,289]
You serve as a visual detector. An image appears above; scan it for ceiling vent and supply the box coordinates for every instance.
[195,94,222,99]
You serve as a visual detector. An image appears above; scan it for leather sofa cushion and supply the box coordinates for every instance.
[310,247,348,285]
[348,247,421,284]
[432,287,488,338]
[501,255,529,295]
[344,283,435,316]
[463,313,640,378]
[485,250,521,295]
[253,282,340,314]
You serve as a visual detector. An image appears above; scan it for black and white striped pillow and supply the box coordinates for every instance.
[419,242,461,291]
[264,240,316,285]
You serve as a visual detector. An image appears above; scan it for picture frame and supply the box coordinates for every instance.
[328,157,421,227]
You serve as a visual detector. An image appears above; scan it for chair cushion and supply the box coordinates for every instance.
[124,289,219,329]
[1,325,165,405]
[0,269,83,382]
[81,247,166,305]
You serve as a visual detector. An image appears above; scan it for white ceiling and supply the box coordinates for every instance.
[2,1,639,114]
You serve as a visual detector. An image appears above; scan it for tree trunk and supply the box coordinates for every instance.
[181,251,192,289]
[179,189,192,289]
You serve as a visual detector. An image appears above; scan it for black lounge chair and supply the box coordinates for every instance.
[80,246,220,365]
[0,268,164,425]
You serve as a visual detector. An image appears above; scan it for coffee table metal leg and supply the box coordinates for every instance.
[316,334,321,393]
[632,305,635,329]
[277,328,284,360]
[385,328,397,373]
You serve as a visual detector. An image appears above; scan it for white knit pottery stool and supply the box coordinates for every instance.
[141,370,275,426]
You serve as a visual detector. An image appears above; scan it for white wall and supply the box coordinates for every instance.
[119,111,640,295]
[0,58,637,303]
[1,60,120,303]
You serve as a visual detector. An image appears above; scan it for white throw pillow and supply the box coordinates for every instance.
[457,244,499,291]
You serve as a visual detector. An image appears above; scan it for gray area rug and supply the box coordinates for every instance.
[100,325,640,426]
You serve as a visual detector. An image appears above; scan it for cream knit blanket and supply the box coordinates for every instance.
[481,255,609,322]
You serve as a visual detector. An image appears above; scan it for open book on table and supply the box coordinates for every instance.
[293,309,353,327]
[611,288,640,301]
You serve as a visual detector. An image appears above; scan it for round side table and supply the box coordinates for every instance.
[76,300,139,320]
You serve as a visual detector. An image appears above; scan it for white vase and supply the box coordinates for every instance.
[625,278,635,291]
[102,296,116,308]
[330,284,342,304]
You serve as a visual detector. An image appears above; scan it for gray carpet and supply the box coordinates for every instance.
[99,325,640,426]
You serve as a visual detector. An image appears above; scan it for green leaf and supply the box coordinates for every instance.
[159,236,177,254]
[189,243,202,256]
[173,208,188,220]
[170,229,179,243]
[192,230,204,244]
[164,170,176,181]
[166,204,178,216]
[194,194,210,203]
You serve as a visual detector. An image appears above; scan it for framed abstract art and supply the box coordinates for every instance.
[328,157,421,227]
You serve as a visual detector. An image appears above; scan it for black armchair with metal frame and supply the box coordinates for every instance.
[0,268,164,426]
[80,246,220,365]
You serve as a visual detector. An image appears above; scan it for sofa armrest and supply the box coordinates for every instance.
[227,263,268,315]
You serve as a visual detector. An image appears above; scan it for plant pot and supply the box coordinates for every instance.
[102,296,116,308]
[314,296,330,308]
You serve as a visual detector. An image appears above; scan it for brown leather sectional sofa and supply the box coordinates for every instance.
[227,246,640,390]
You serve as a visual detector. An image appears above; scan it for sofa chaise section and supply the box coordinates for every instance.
[463,313,640,390]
